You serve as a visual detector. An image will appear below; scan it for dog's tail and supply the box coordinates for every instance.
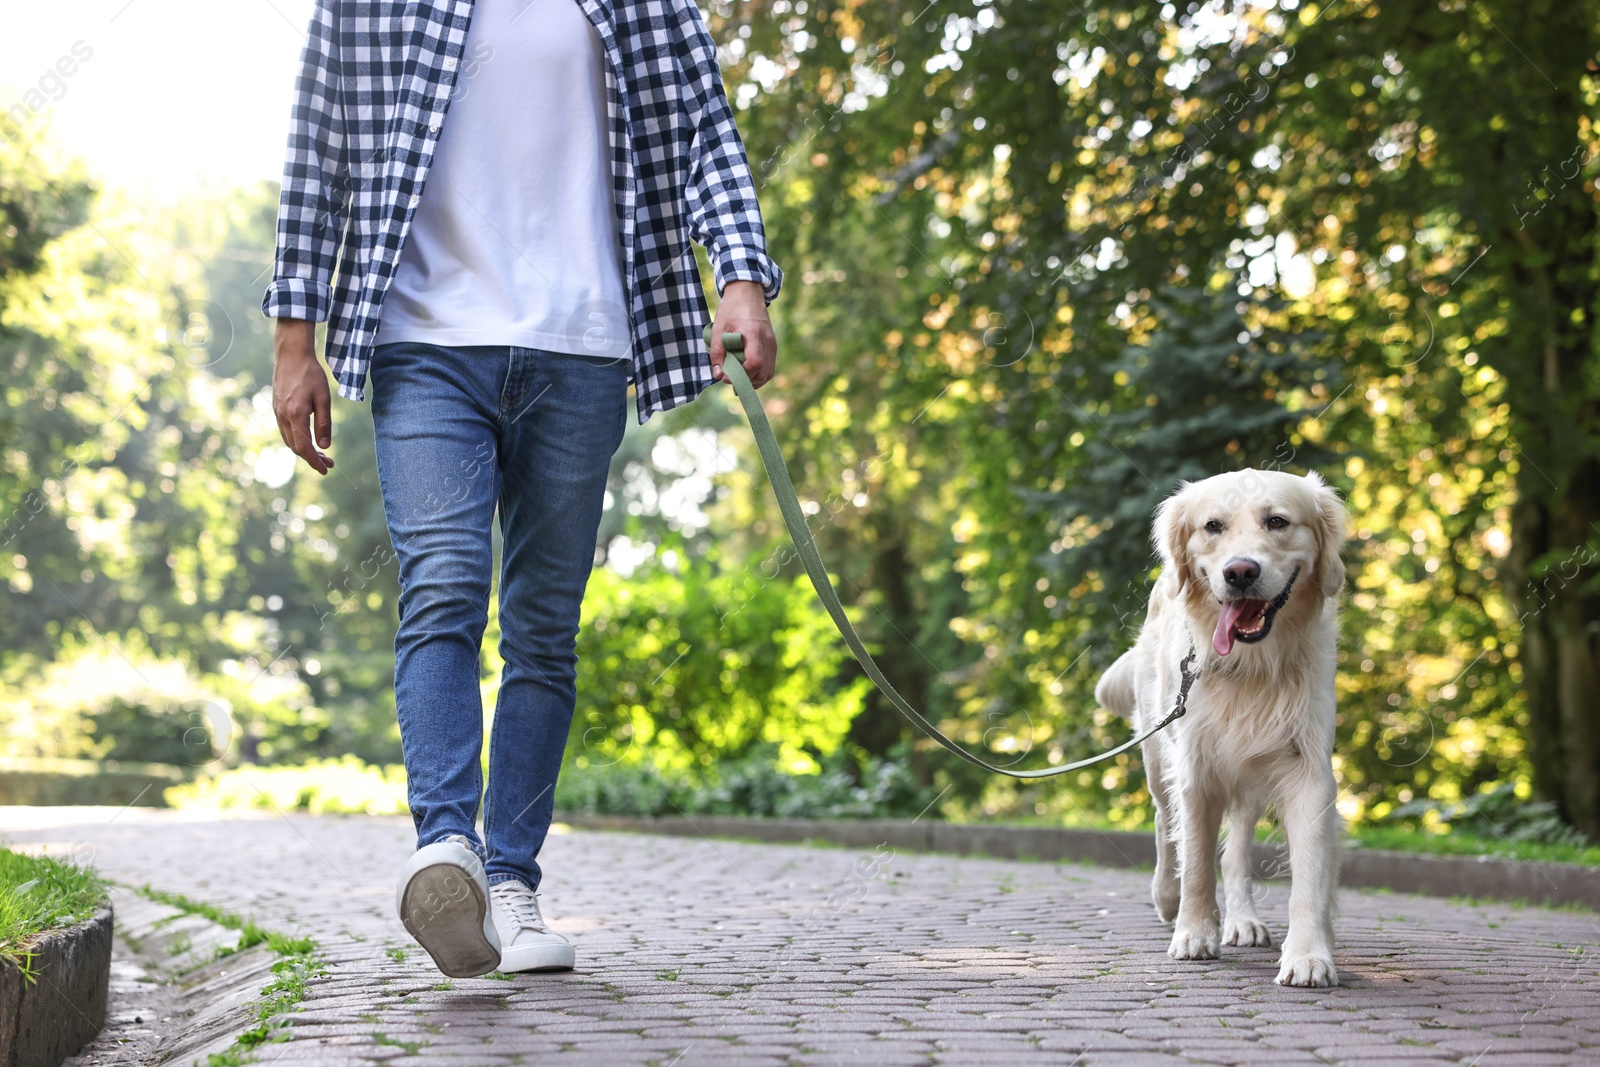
[1094,650,1138,718]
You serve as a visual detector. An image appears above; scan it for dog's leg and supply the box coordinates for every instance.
[1145,744,1180,922]
[1220,802,1271,947]
[1275,768,1340,987]
[1167,784,1222,961]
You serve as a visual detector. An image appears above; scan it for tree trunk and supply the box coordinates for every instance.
[1507,465,1600,838]
[1501,179,1600,838]
[1485,0,1600,839]
[844,527,931,780]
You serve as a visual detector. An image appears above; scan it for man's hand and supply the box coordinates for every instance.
[272,318,335,475]
[709,280,777,388]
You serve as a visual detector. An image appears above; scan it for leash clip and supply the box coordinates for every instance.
[1155,645,1200,730]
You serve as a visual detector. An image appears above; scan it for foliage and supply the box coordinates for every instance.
[569,542,872,775]
[556,741,940,819]
[165,756,410,815]
[0,646,315,767]
[0,845,106,974]
[1347,824,1600,869]
[1384,782,1591,850]
[705,0,1598,832]
[5,3,1599,841]
[165,745,941,822]
[0,136,410,767]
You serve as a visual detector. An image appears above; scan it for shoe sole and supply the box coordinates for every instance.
[399,863,500,978]
[498,941,576,973]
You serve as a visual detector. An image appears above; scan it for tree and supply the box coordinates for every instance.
[712,0,1597,829]
[1254,0,1600,833]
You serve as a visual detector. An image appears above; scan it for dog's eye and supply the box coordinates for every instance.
[1204,520,1225,534]
[1265,515,1290,530]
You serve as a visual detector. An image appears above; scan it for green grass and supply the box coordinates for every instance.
[1346,826,1600,867]
[777,813,1600,869]
[985,813,1600,866]
[0,846,106,977]
[139,885,315,956]
[371,1033,427,1053]
[131,885,325,1064]
[231,954,324,1050]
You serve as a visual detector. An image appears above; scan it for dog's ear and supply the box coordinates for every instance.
[1152,483,1195,594]
[1305,472,1348,597]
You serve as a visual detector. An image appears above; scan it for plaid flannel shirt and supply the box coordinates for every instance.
[261,0,782,422]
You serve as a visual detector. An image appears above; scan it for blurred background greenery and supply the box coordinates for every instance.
[2,1,1597,853]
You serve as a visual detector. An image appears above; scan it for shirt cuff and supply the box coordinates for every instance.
[713,243,783,304]
[261,277,333,323]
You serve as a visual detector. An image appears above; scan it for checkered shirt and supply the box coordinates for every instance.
[261,0,782,422]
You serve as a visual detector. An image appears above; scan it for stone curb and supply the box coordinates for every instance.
[554,812,1600,910]
[94,887,286,1066]
[0,905,112,1067]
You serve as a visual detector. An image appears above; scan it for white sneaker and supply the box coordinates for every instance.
[396,834,501,978]
[490,881,575,973]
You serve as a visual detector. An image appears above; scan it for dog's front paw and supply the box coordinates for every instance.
[1222,915,1273,947]
[1168,924,1220,961]
[1276,951,1338,987]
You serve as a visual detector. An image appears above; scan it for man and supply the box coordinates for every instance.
[264,0,780,978]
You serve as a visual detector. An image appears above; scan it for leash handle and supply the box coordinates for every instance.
[703,327,1187,779]
[714,330,746,362]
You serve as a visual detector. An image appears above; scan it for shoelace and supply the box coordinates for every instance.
[492,884,548,932]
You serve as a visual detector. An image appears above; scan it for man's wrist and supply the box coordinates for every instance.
[274,318,318,360]
[721,279,765,300]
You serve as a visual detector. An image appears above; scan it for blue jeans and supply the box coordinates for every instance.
[370,342,629,890]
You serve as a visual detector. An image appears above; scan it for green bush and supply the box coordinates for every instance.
[165,756,409,814]
[568,544,871,776]
[0,648,325,768]
[554,760,683,817]
[1384,782,1589,849]
[555,742,940,820]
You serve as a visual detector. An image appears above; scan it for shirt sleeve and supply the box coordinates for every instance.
[677,2,784,303]
[261,0,348,323]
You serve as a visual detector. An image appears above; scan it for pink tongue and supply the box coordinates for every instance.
[1213,601,1248,657]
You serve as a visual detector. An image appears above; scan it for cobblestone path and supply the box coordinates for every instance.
[3,808,1597,1066]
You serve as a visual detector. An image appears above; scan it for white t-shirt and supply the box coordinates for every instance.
[376,0,631,359]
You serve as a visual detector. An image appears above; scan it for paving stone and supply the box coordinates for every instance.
[1180,1050,1322,1065]
[933,1055,1085,1066]
[12,808,1598,1067]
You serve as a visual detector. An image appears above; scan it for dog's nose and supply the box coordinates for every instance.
[1222,558,1260,590]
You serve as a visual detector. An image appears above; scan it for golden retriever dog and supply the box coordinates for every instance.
[1096,469,1348,987]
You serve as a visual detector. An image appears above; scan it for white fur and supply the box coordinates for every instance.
[1097,469,1348,988]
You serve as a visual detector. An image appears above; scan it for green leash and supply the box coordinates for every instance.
[710,330,1197,779]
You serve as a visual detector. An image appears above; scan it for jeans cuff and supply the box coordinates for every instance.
[487,873,536,892]
[421,831,486,865]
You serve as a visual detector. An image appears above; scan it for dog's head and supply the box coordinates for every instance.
[1154,469,1347,657]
